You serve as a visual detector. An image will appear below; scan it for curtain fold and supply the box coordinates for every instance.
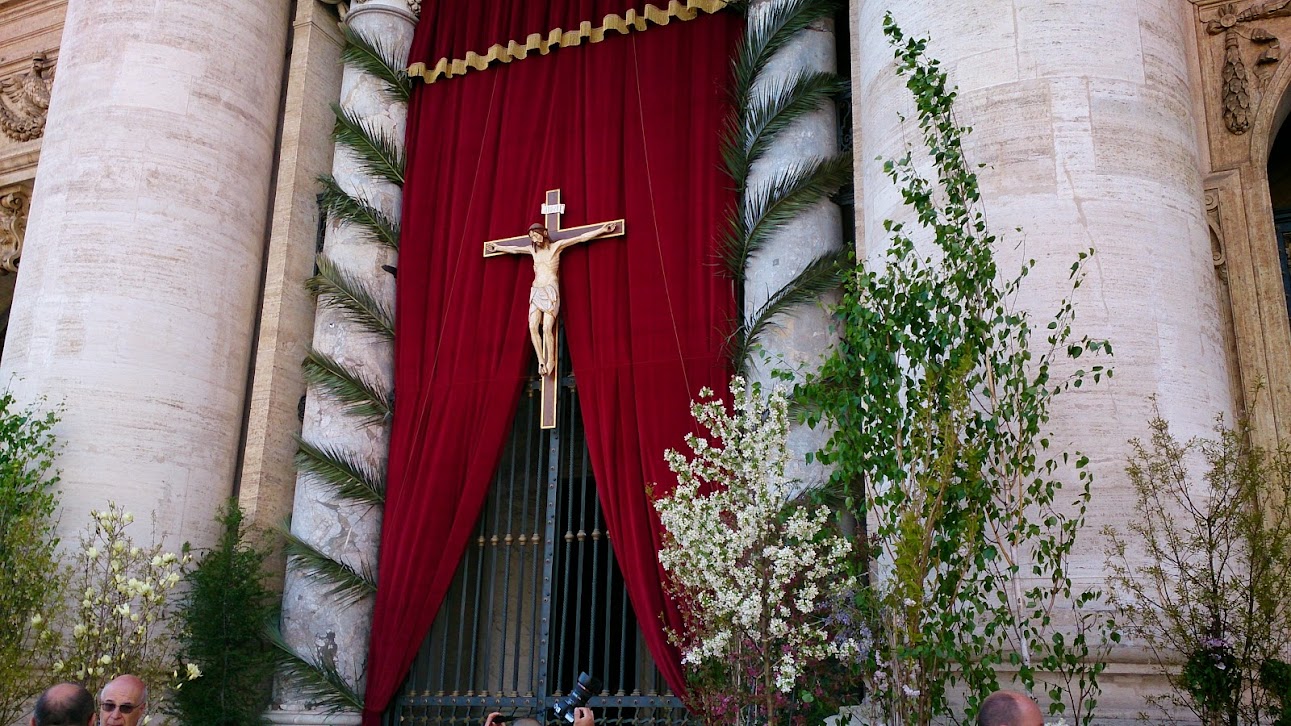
[409,0,726,81]
[364,7,738,724]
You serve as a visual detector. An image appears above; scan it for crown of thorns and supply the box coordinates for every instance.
[528,223,547,233]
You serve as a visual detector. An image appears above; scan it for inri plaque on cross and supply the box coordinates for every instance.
[482,189,625,429]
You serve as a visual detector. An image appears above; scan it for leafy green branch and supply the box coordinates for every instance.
[797,16,1115,726]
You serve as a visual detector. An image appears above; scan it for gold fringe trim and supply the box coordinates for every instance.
[408,0,729,84]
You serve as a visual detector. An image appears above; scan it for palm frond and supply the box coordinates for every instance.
[265,622,365,713]
[732,0,839,110]
[295,437,386,508]
[307,255,395,339]
[725,151,853,274]
[719,0,853,371]
[318,175,400,249]
[332,103,405,187]
[302,347,393,425]
[739,71,847,182]
[733,249,848,367]
[282,529,378,606]
[342,25,411,104]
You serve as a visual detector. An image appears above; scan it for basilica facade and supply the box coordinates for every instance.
[0,1,1282,723]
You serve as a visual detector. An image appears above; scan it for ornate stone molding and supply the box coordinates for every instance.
[0,186,29,274]
[1205,1,1291,134]
[1206,188,1230,279]
[0,53,54,142]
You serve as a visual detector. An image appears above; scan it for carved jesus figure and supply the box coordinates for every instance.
[485,221,618,376]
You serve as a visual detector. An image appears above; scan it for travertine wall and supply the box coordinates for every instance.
[237,0,344,541]
[853,1,1229,721]
[0,0,291,552]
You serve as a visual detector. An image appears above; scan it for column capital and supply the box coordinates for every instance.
[346,1,418,28]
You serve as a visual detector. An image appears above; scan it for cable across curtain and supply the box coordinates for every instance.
[362,2,740,723]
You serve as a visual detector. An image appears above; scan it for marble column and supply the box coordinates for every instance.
[0,0,291,552]
[853,1,1230,720]
[744,0,845,490]
[273,1,414,722]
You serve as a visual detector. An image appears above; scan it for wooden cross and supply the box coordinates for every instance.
[482,189,625,429]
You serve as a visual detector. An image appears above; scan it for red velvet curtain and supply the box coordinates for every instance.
[364,6,738,724]
[408,0,715,79]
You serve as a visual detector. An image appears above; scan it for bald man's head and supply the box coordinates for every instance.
[31,683,95,726]
[99,675,147,726]
[977,690,1044,726]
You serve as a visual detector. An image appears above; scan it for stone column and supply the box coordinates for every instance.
[273,2,413,723]
[853,0,1229,720]
[745,0,844,490]
[0,0,291,551]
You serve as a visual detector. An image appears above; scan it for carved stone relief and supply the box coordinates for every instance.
[0,53,54,142]
[0,185,28,274]
[0,52,54,142]
[1205,1,1291,134]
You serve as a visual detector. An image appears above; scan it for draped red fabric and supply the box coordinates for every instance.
[364,7,738,725]
[408,0,704,79]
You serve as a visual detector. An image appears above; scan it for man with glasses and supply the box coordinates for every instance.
[98,675,146,726]
[30,683,95,726]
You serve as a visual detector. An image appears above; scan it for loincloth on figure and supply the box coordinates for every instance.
[529,283,560,316]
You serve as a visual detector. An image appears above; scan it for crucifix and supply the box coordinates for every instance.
[483,189,625,428]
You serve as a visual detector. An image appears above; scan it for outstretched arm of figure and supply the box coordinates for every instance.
[553,221,618,252]
[484,241,532,256]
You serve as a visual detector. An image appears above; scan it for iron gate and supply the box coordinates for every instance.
[390,357,688,726]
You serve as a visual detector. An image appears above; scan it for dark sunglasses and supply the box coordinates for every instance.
[100,703,142,715]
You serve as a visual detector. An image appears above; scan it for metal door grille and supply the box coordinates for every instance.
[391,351,687,726]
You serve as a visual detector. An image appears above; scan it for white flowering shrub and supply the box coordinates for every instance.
[50,502,199,701]
[655,377,860,725]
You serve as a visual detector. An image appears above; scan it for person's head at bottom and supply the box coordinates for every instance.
[98,675,147,726]
[484,708,595,726]
[30,683,95,726]
[977,690,1044,726]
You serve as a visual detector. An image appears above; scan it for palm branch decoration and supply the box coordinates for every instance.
[319,175,400,249]
[721,0,853,370]
[301,347,393,425]
[307,255,396,340]
[282,529,379,606]
[276,22,411,711]
[295,437,386,508]
[266,623,366,714]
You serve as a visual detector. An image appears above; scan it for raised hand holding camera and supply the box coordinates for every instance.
[551,673,600,724]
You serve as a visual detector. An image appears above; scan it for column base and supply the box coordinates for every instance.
[265,709,362,726]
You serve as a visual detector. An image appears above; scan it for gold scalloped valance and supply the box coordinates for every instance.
[408,0,730,84]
